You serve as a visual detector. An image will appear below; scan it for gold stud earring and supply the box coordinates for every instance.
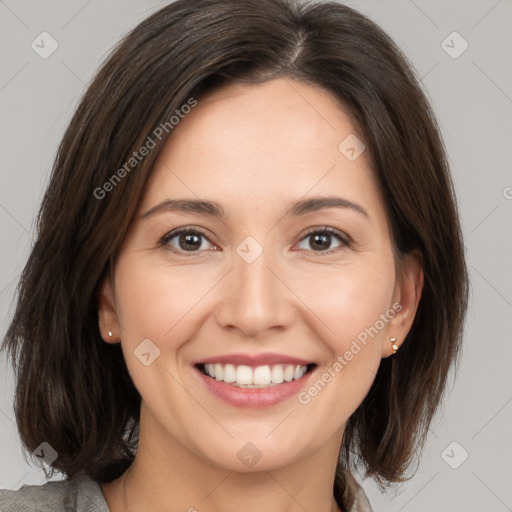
[108,330,113,338]
[390,337,399,354]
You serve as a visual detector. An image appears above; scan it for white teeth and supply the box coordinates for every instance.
[214,363,224,381]
[293,365,306,380]
[236,365,253,385]
[271,365,284,384]
[283,365,294,382]
[201,363,310,387]
[253,365,271,385]
[223,364,236,383]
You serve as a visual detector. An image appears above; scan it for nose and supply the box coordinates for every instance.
[214,247,297,339]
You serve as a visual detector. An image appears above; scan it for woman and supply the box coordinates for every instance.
[0,0,468,510]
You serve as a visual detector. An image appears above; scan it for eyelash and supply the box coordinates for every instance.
[159,226,351,257]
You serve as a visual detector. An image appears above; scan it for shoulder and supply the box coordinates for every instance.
[0,475,109,512]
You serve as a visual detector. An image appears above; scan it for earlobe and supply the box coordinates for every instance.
[383,250,424,358]
[97,275,121,343]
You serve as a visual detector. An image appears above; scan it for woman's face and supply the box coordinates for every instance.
[100,78,421,472]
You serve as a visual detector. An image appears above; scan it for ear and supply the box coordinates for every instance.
[97,274,121,344]
[382,250,424,357]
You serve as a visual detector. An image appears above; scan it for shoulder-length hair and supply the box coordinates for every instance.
[2,0,468,497]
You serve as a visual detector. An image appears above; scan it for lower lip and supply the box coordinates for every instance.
[194,367,314,408]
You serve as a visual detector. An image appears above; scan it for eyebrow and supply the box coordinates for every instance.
[141,196,369,219]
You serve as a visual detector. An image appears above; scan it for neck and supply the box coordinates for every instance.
[102,405,344,512]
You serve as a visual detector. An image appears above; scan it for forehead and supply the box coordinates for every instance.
[140,78,385,223]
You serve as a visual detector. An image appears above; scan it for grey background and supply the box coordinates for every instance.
[1,0,511,510]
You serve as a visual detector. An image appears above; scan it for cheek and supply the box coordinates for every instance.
[301,258,396,346]
[294,259,395,408]
[113,255,222,351]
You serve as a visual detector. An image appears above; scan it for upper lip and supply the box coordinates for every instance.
[195,352,314,367]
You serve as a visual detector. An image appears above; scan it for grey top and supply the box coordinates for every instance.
[0,472,373,511]
[0,476,108,512]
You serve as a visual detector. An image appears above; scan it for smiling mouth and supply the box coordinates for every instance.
[196,363,316,388]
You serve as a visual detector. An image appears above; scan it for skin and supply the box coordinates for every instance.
[98,78,423,512]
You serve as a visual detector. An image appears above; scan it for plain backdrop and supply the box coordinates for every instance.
[1,1,511,510]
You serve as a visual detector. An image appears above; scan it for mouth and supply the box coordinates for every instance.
[195,362,317,389]
[192,354,317,408]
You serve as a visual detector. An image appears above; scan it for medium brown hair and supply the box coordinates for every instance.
[1,0,468,498]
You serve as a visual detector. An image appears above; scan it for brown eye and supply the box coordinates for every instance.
[296,227,349,254]
[161,229,212,253]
